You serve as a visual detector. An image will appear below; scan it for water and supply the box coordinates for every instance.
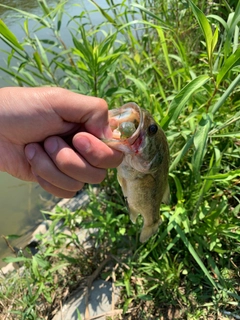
[0,0,110,265]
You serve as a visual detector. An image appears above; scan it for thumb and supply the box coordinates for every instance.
[41,87,112,139]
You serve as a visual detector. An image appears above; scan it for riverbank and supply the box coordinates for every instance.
[0,188,125,319]
[1,189,90,275]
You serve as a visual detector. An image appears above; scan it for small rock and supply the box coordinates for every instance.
[53,279,120,320]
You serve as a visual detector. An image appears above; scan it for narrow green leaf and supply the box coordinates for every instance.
[137,294,152,301]
[216,47,240,86]
[0,66,34,86]
[204,169,240,181]
[233,23,239,53]
[0,4,51,28]
[19,69,38,86]
[199,150,222,198]
[0,19,24,51]
[224,2,240,57]
[156,27,177,90]
[4,234,23,240]
[98,52,122,63]
[123,298,133,314]
[89,0,119,28]
[3,256,29,263]
[76,309,83,320]
[210,73,240,114]
[163,234,181,253]
[76,60,88,71]
[188,0,213,62]
[71,32,93,63]
[49,262,70,273]
[31,256,40,278]
[211,132,240,137]
[132,3,170,27]
[57,8,64,32]
[192,114,211,183]
[173,222,219,290]
[117,19,168,35]
[161,75,210,129]
[169,135,194,172]
[125,75,149,100]
[169,173,183,201]
[34,35,49,67]
[211,26,218,55]
[124,273,132,297]
[207,14,228,30]
[98,33,117,57]
[33,51,43,73]
[23,19,29,37]
[141,222,175,260]
[37,0,51,16]
[209,112,240,135]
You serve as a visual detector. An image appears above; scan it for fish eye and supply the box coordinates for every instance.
[148,124,158,136]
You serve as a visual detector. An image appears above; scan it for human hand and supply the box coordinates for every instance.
[0,87,123,197]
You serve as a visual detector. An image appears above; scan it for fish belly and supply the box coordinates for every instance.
[117,162,162,243]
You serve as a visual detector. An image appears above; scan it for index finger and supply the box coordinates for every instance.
[43,88,113,139]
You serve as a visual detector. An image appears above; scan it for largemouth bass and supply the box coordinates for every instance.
[105,102,170,243]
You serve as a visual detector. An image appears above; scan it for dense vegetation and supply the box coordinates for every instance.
[0,0,240,318]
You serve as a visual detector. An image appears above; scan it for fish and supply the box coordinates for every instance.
[104,102,170,243]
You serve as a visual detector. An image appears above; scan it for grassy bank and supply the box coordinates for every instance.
[0,0,240,318]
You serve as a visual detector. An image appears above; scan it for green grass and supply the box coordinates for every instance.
[0,0,240,318]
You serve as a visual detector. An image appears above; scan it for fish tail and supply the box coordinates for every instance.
[139,220,161,243]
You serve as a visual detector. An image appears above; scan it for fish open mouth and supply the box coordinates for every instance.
[108,102,143,145]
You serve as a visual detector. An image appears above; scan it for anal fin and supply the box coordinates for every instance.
[162,183,170,204]
[139,219,161,243]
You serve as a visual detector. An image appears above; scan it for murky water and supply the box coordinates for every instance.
[0,0,109,265]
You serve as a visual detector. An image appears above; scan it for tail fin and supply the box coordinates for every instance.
[139,219,161,243]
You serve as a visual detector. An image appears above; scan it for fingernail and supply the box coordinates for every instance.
[25,145,36,160]
[45,138,58,155]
